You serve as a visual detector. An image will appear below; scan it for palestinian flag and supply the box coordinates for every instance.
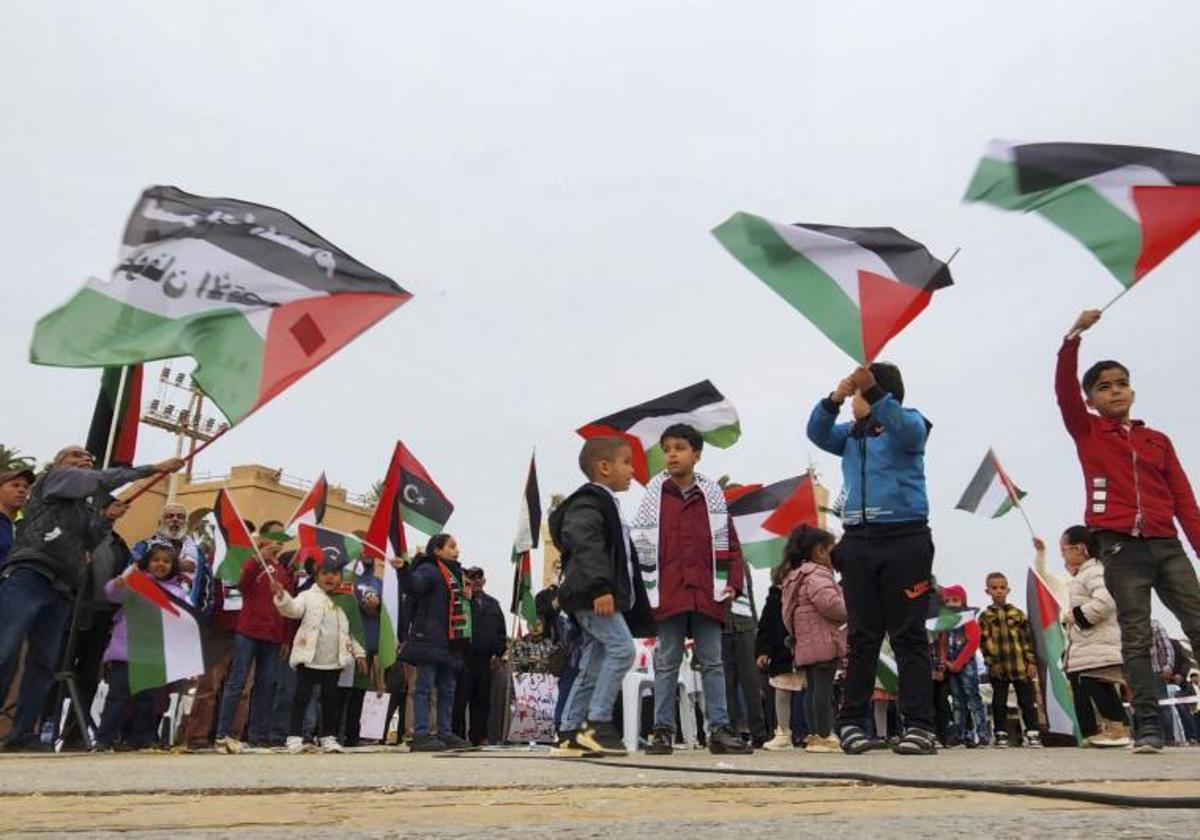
[329,576,370,689]
[30,186,411,425]
[955,448,1026,519]
[926,606,977,633]
[209,489,256,585]
[85,365,143,468]
[378,560,400,671]
[123,567,215,694]
[285,472,328,536]
[713,212,953,364]
[1027,568,1081,742]
[365,441,454,555]
[577,380,741,485]
[511,547,537,626]
[511,454,541,626]
[875,652,899,695]
[965,141,1200,287]
[725,475,819,570]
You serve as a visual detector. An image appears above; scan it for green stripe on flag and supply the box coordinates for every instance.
[741,537,786,570]
[125,594,168,695]
[402,506,446,538]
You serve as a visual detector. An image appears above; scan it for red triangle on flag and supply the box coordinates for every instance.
[1132,185,1200,281]
[576,423,649,485]
[857,270,934,363]
[761,477,819,536]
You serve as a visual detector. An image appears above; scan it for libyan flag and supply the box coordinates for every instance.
[123,567,216,694]
[208,489,256,585]
[955,448,1026,520]
[713,212,953,364]
[965,141,1200,288]
[1027,568,1081,743]
[366,441,454,555]
[577,380,741,485]
[30,186,411,425]
[725,474,819,570]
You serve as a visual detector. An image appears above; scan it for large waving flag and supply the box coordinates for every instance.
[85,365,143,468]
[965,141,1200,287]
[123,567,215,694]
[955,448,1026,519]
[577,380,741,485]
[713,212,953,363]
[31,186,412,425]
[285,472,328,536]
[208,489,256,584]
[1027,568,1081,743]
[725,474,819,570]
[510,454,541,626]
[365,441,455,558]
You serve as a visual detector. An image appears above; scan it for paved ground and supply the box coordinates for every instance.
[0,746,1197,837]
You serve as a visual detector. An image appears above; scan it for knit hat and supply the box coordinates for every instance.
[942,584,967,603]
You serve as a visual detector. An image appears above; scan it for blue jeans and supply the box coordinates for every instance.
[653,612,729,734]
[948,667,990,744]
[0,569,71,741]
[561,610,634,731]
[95,661,158,748]
[554,664,577,731]
[413,663,456,738]
[216,634,279,741]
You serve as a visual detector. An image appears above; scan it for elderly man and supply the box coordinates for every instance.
[0,467,35,569]
[0,445,182,750]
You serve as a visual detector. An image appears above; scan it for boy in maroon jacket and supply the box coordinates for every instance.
[1058,309,1200,753]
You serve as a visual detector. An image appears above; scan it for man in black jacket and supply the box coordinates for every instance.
[0,445,182,749]
[549,437,653,756]
[452,566,506,745]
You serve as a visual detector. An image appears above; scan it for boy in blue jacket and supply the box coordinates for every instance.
[807,362,937,755]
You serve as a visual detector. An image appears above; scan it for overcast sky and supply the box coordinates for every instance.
[4,1,1200,634]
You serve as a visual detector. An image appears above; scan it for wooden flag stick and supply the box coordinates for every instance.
[123,424,231,504]
[1067,283,1136,339]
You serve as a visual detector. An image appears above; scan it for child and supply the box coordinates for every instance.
[1058,310,1200,753]
[630,424,751,756]
[270,557,366,753]
[399,533,473,752]
[549,437,654,756]
[807,363,938,755]
[756,562,802,750]
[933,585,989,748]
[978,572,1040,748]
[781,525,846,753]
[1055,528,1131,748]
[94,541,188,751]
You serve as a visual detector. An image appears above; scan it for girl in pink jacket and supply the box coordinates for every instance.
[781,525,847,752]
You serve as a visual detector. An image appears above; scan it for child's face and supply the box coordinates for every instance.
[1060,537,1087,575]
[1086,367,1135,419]
[435,537,460,562]
[147,551,173,580]
[944,593,964,609]
[986,577,1009,605]
[316,569,341,592]
[595,445,635,492]
[662,437,701,479]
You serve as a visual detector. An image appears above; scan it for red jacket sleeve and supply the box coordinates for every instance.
[237,558,259,595]
[726,515,745,595]
[948,621,981,672]
[1056,337,1091,441]
[1163,437,1200,555]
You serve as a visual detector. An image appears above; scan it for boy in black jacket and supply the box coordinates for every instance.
[549,437,653,756]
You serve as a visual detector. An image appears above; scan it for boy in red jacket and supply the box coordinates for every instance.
[933,584,988,747]
[1058,309,1200,753]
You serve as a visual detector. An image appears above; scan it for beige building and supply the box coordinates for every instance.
[116,464,373,544]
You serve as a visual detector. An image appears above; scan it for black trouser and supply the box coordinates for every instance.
[933,672,954,742]
[1096,533,1200,734]
[722,628,767,739]
[290,666,341,739]
[452,655,493,744]
[1068,673,1126,736]
[95,661,157,748]
[803,660,838,738]
[834,526,936,733]
[990,678,1038,736]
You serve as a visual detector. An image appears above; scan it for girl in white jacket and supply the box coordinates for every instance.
[271,558,366,753]
[1060,526,1131,748]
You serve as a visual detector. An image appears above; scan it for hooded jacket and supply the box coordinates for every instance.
[806,387,930,526]
[782,562,848,667]
[274,586,366,670]
[1064,557,1123,674]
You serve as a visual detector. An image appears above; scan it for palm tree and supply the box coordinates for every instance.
[0,445,36,473]
[362,478,386,509]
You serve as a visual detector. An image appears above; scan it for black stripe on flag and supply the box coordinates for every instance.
[525,456,542,549]
[955,451,998,512]
[727,475,807,516]
[401,467,454,527]
[796,223,953,292]
[1013,143,1200,193]
[589,380,726,433]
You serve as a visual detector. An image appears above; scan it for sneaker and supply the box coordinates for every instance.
[577,721,627,756]
[892,727,938,756]
[1133,729,1164,754]
[285,736,306,754]
[644,728,674,756]
[439,732,471,750]
[709,726,752,755]
[804,734,841,754]
[89,743,115,754]
[762,729,794,751]
[1091,720,1132,749]
[1023,730,1043,749]
[214,736,244,755]
[320,736,345,754]
[964,736,979,749]
[552,730,600,757]
[993,731,1009,749]
[409,735,447,752]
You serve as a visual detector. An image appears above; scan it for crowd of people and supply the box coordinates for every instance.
[1,308,1199,756]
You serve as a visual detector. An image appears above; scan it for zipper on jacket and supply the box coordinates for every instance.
[1127,430,1143,537]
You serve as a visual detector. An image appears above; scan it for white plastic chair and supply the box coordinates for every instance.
[620,645,700,752]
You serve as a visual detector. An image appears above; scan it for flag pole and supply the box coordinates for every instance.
[1012,496,1037,541]
[101,366,130,470]
[123,424,231,504]
[1066,283,1136,339]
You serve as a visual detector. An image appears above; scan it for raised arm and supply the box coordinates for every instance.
[1056,311,1101,441]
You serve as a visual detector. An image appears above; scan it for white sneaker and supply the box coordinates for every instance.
[1024,730,1043,748]
[285,736,306,754]
[214,736,244,755]
[762,730,794,751]
[320,736,346,754]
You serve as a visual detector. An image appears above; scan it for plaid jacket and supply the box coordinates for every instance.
[979,603,1035,681]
